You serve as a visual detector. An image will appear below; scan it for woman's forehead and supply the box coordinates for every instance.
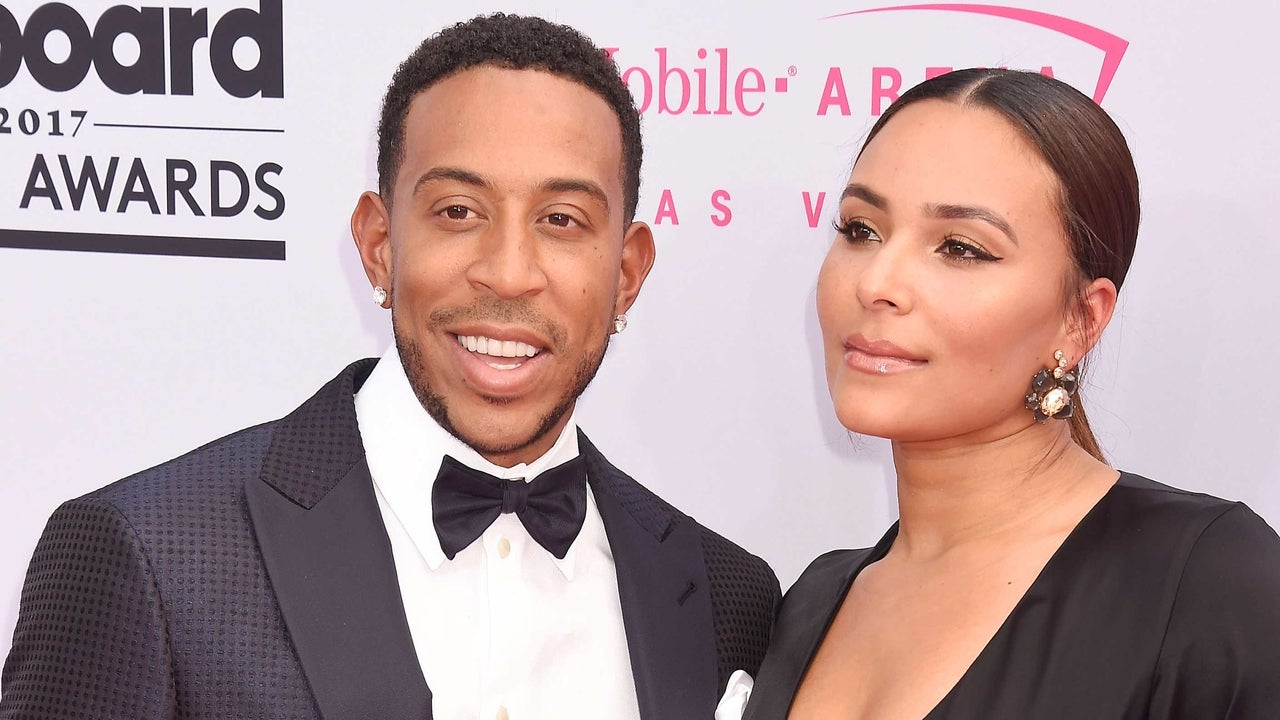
[851,100,1060,215]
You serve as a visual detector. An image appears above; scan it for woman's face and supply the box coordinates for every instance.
[817,99,1079,444]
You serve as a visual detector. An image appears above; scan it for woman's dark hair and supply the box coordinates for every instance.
[861,69,1140,460]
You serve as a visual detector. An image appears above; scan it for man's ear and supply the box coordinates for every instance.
[1061,276,1118,361]
[614,221,656,317]
[351,191,394,298]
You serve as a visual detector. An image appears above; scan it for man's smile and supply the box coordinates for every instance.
[455,334,542,362]
[449,330,554,397]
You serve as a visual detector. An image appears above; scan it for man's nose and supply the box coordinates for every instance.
[466,220,549,300]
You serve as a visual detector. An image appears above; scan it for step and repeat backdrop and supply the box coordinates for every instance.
[2,0,1278,659]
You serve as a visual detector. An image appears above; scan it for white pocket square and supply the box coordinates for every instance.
[715,669,755,720]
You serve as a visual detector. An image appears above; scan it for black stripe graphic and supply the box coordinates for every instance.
[0,229,285,261]
[94,123,285,133]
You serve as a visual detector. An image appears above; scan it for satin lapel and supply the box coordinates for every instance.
[582,433,719,720]
[246,360,432,720]
[742,532,895,720]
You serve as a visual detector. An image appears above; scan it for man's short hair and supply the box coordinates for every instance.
[377,13,643,223]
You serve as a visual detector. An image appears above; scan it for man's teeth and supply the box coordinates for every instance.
[455,335,541,358]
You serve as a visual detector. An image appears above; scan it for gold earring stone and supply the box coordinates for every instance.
[1026,350,1078,423]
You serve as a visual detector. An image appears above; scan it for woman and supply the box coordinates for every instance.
[741,69,1280,718]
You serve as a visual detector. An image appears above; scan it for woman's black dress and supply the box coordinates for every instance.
[743,473,1280,719]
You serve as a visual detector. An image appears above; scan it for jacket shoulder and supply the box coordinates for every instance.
[695,523,781,691]
[84,421,277,515]
[2,493,176,718]
[696,523,781,601]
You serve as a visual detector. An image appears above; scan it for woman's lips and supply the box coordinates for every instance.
[843,335,927,375]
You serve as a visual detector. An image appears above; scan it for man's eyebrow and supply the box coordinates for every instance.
[537,177,611,211]
[412,167,490,196]
[924,203,1020,246]
[412,170,610,212]
[841,182,890,211]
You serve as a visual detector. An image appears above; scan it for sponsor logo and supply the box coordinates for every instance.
[817,4,1128,117]
[0,1,283,96]
[1,1,287,260]
[605,47,795,117]
[612,3,1128,231]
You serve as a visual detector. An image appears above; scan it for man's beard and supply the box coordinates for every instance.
[392,300,610,459]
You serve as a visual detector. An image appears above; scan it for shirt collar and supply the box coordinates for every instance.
[354,345,581,577]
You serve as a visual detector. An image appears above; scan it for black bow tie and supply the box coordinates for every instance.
[431,454,588,560]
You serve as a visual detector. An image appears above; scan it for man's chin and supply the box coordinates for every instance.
[424,388,574,463]
[447,412,572,464]
[395,324,605,464]
[458,429,553,459]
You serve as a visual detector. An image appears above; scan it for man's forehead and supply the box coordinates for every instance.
[407,65,616,126]
[396,67,625,197]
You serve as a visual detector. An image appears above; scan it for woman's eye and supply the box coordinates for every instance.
[834,219,880,243]
[937,237,1000,263]
[442,205,472,220]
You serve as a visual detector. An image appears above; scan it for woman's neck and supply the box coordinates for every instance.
[888,421,1116,561]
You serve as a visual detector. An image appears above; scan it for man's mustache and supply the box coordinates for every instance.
[426,298,568,351]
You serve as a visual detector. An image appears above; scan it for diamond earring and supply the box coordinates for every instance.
[372,285,388,307]
[613,314,628,334]
[1025,349,1077,422]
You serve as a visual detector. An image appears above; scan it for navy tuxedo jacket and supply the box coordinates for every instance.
[1,360,780,719]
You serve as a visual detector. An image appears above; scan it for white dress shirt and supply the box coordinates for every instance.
[354,347,641,720]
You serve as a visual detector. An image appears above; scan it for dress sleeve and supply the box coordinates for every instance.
[0,498,176,720]
[1148,503,1280,719]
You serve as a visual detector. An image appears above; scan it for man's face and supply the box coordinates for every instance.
[353,66,653,466]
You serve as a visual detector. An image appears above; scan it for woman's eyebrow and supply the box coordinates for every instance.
[923,202,1019,246]
[841,182,889,211]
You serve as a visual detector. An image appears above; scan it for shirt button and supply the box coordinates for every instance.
[497,538,511,558]
[496,706,509,720]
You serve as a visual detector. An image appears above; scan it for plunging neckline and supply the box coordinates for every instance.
[793,474,1125,719]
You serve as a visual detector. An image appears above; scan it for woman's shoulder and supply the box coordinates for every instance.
[1110,471,1277,548]
[1126,474,1280,715]
[1108,471,1280,629]
[1113,470,1240,508]
[790,547,878,591]
[784,525,896,605]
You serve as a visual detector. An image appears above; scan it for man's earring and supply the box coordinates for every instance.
[372,285,388,307]
[1025,349,1077,423]
[613,314,628,334]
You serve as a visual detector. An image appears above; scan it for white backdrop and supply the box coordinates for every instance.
[2,0,1278,664]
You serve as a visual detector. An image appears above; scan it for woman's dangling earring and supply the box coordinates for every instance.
[1025,349,1077,422]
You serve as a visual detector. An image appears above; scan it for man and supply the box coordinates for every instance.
[0,13,779,720]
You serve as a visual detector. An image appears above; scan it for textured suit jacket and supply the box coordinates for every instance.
[1,360,780,720]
